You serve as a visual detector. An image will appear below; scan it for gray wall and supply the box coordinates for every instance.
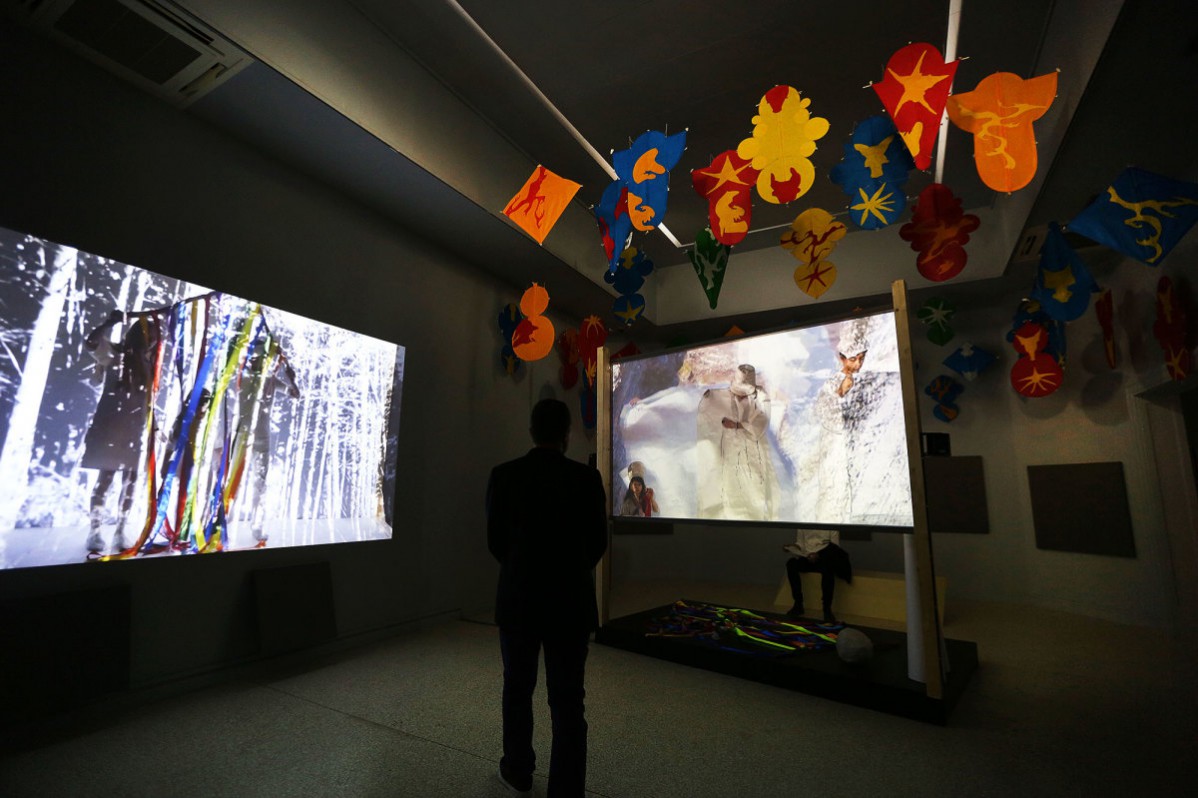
[0,21,574,687]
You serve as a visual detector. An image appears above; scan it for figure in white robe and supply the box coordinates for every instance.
[695,364,778,520]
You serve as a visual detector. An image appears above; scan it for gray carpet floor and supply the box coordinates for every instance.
[1,598,1194,797]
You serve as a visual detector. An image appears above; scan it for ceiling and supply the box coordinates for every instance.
[9,0,1198,343]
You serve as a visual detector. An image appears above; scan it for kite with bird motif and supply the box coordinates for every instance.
[1029,222,1099,321]
[1067,167,1198,266]
[829,114,915,230]
[737,85,830,204]
[612,130,687,232]
[497,302,523,375]
[503,165,581,244]
[946,71,1057,193]
[688,228,731,310]
[606,246,655,325]
[900,183,980,282]
[512,283,555,362]
[925,374,964,422]
[872,43,959,171]
[691,150,759,245]
[1009,321,1063,397]
[595,179,634,273]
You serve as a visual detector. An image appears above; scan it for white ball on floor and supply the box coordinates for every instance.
[836,627,873,663]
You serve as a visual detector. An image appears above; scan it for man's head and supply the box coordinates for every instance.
[838,350,867,375]
[530,398,571,451]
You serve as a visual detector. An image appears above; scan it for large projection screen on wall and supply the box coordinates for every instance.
[0,225,404,569]
[611,310,913,529]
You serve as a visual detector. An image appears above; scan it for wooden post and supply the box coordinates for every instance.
[595,345,614,626]
[891,279,945,699]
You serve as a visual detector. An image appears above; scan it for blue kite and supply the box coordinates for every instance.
[612,130,687,234]
[1030,222,1100,321]
[605,246,654,325]
[829,114,915,230]
[1068,167,1198,266]
[595,179,634,273]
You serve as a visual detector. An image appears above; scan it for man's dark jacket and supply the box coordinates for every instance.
[487,447,608,632]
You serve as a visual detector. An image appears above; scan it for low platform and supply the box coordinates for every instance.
[596,600,978,725]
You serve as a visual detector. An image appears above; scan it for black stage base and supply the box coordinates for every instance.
[596,601,978,725]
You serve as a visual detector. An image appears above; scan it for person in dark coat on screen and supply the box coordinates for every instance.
[487,398,607,797]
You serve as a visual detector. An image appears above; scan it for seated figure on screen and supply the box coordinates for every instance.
[695,364,778,520]
[619,461,659,517]
[81,309,160,554]
[783,528,853,623]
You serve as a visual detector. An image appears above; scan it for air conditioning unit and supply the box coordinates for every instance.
[4,0,251,107]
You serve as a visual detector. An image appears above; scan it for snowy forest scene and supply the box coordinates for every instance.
[611,312,913,528]
[0,225,404,570]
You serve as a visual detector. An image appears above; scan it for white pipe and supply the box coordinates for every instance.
[934,0,964,184]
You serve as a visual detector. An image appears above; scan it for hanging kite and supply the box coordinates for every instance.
[1008,299,1067,369]
[1095,289,1117,369]
[612,130,687,232]
[781,208,846,299]
[829,114,915,230]
[737,85,830,204]
[503,165,581,244]
[578,314,608,388]
[688,228,731,310]
[872,42,959,170]
[1154,275,1192,381]
[946,71,1058,192]
[691,150,759,245]
[1029,222,1099,321]
[605,246,655,325]
[925,375,964,422]
[557,328,581,390]
[497,302,523,376]
[512,283,555,362]
[1067,167,1198,266]
[900,183,980,282]
[944,343,997,381]
[595,179,634,273]
[916,297,956,346]
[1010,321,1063,397]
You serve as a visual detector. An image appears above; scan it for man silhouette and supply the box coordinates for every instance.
[487,399,607,796]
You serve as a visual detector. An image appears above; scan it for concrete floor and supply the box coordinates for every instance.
[1,593,1194,797]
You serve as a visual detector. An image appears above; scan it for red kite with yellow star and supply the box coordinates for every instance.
[873,43,959,171]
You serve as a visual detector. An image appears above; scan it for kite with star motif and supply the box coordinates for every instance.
[873,43,959,171]
[691,150,759,245]
[917,297,956,346]
[1010,321,1063,397]
[1008,299,1067,369]
[737,85,830,204]
[829,114,915,230]
[925,375,964,422]
[1029,222,1099,321]
[946,71,1057,192]
[900,183,980,282]
[595,179,634,273]
[605,246,655,325]
[1067,167,1198,266]
[688,228,731,310]
[1154,275,1191,381]
[578,315,608,389]
[1095,289,1117,369]
[512,283,555,362]
[781,208,846,299]
[503,165,582,244]
[612,130,687,232]
[944,343,996,382]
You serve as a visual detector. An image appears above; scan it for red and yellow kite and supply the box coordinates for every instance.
[1009,321,1063,397]
[900,184,980,282]
[947,71,1057,192]
[780,208,846,299]
[737,86,829,204]
[873,43,959,171]
[503,165,581,244]
[512,283,555,361]
[691,150,759,246]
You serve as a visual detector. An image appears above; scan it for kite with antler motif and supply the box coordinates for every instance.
[688,228,731,310]
[781,208,846,299]
[1067,167,1198,266]
[946,71,1057,192]
[872,43,959,171]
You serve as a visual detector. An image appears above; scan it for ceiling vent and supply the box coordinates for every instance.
[5,0,251,107]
